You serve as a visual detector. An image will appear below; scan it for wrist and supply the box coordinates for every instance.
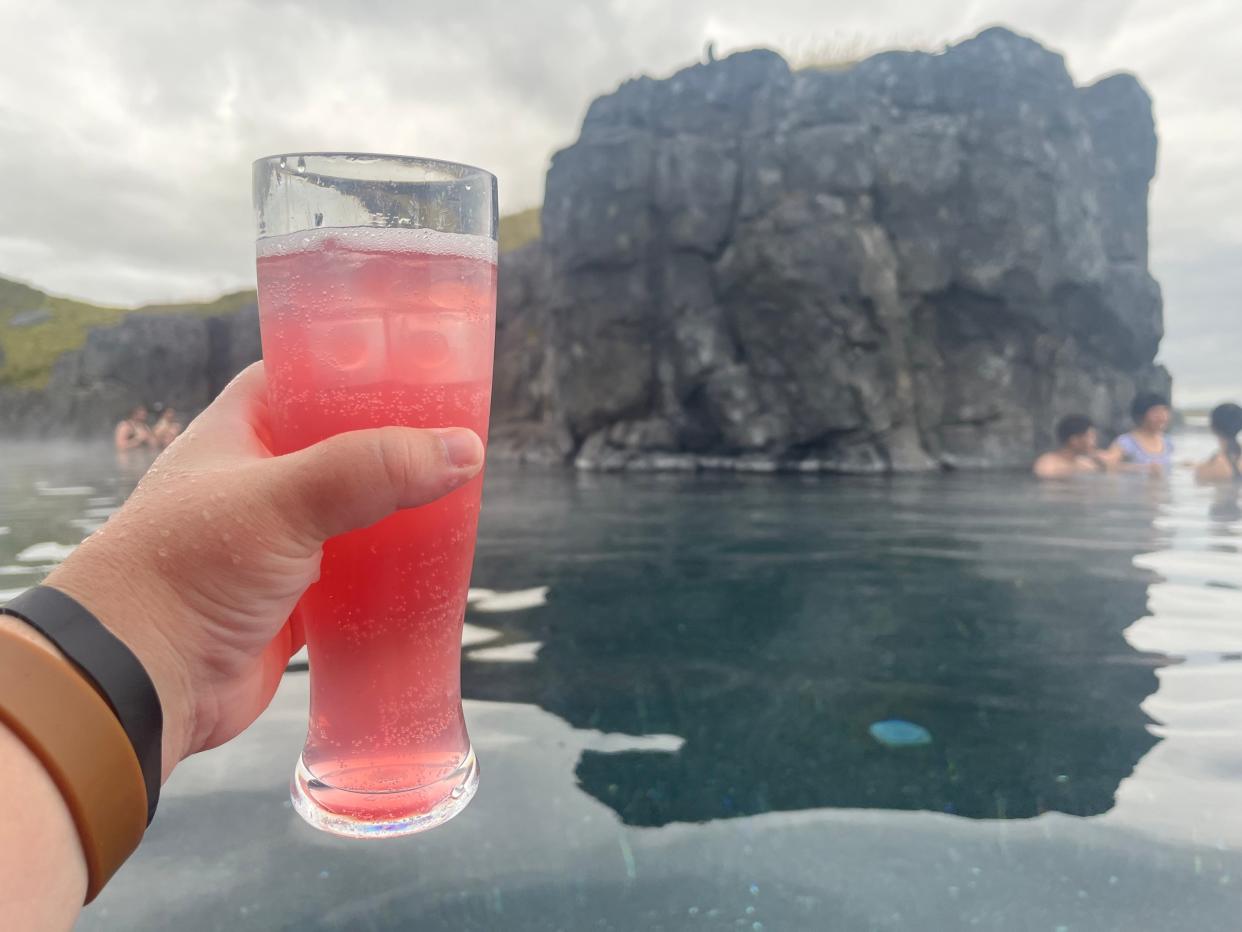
[42,555,199,783]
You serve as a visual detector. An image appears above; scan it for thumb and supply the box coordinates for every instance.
[261,426,484,542]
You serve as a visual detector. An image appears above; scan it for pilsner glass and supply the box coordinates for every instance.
[253,153,496,837]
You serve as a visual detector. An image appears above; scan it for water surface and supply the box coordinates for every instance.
[2,438,1240,930]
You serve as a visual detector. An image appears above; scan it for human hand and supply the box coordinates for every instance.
[44,363,484,780]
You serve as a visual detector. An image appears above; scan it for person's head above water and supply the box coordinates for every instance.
[1211,403,1242,458]
[1131,392,1171,432]
[128,404,148,423]
[1056,414,1097,454]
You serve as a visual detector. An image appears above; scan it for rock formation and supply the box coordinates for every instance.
[491,26,1169,471]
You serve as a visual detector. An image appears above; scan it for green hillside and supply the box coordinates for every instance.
[1,211,541,391]
[0,278,256,390]
[498,206,541,253]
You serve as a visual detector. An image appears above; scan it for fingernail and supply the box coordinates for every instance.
[436,428,484,469]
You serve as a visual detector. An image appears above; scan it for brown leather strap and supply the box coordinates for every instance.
[0,628,147,903]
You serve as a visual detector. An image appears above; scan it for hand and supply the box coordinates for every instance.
[44,363,484,780]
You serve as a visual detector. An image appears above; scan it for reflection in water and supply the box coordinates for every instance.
[0,441,1230,833]
[464,470,1169,826]
[1208,484,1241,526]
[5,437,1242,930]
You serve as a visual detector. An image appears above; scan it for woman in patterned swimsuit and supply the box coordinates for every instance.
[1100,392,1174,475]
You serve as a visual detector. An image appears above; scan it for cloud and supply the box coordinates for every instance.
[0,0,1236,400]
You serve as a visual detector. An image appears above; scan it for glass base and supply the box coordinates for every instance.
[290,746,479,838]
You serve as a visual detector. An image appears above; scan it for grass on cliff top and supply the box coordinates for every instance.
[2,210,540,390]
[498,206,541,253]
[786,34,937,71]
[0,279,255,390]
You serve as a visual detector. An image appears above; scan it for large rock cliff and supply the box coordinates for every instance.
[492,27,1169,471]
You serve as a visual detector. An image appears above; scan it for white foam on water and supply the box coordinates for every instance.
[581,732,686,754]
[16,541,77,563]
[470,586,550,614]
[34,482,96,497]
[462,622,502,647]
[0,564,54,575]
[257,225,497,264]
[0,527,9,536]
[0,587,27,602]
[468,641,543,663]
[466,588,496,604]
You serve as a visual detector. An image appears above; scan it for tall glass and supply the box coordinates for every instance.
[253,153,497,837]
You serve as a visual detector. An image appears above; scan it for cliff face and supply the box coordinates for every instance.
[492,27,1169,471]
[0,302,260,436]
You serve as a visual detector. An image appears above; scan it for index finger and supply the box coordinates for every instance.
[176,362,276,459]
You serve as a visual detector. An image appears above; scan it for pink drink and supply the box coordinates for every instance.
[257,227,495,835]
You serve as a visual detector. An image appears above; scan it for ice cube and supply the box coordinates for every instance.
[308,316,387,382]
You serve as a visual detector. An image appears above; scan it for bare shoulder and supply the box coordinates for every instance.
[1195,454,1233,485]
[1033,453,1071,479]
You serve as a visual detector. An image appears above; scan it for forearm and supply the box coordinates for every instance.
[0,617,88,930]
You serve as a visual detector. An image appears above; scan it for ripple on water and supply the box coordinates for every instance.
[469,586,550,613]
[15,542,78,563]
[0,564,54,575]
[34,482,96,497]
[467,641,543,663]
[1135,550,1242,588]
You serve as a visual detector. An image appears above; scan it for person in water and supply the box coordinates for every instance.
[1099,392,1174,475]
[1196,403,1242,484]
[113,404,157,452]
[152,405,184,448]
[1033,414,1103,479]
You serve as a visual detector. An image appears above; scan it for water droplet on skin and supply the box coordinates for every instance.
[160,529,170,538]
[231,554,242,565]
[157,547,168,557]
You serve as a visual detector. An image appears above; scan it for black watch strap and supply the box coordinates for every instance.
[1,585,162,823]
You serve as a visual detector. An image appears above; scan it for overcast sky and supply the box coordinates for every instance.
[0,0,1236,403]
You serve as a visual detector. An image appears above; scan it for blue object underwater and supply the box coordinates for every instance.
[869,719,933,747]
